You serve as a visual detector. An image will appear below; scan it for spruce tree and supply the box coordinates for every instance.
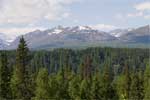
[138,71,144,99]
[68,75,80,99]
[0,52,11,99]
[91,69,102,99]
[144,61,150,99]
[34,68,50,99]
[115,74,126,99]
[11,36,32,99]
[48,74,59,98]
[79,79,91,99]
[130,72,144,100]
[55,69,70,99]
[101,61,118,100]
[124,63,131,99]
[81,55,93,80]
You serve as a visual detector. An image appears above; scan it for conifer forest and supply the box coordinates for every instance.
[0,37,150,100]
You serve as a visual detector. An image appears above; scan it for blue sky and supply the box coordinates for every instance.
[0,0,149,38]
[63,0,150,27]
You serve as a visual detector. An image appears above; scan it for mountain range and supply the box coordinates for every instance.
[0,25,149,50]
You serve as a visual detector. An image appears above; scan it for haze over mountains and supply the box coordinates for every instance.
[0,25,149,50]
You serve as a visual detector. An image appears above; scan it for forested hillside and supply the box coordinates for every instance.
[0,37,150,100]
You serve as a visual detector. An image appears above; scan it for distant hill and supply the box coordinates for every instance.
[0,25,149,50]
[119,25,150,43]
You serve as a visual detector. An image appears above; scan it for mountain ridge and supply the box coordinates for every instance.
[0,25,149,50]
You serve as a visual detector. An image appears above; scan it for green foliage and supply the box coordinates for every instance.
[144,61,150,99]
[48,74,59,98]
[90,71,103,99]
[124,64,131,99]
[115,74,126,99]
[130,72,144,100]
[68,75,81,99]
[33,68,50,100]
[0,39,149,99]
[79,79,91,99]
[54,69,70,99]
[100,65,118,100]
[10,37,32,100]
[0,52,11,99]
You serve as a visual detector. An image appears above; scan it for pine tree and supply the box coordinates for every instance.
[138,71,144,99]
[115,74,126,99]
[130,72,144,100]
[68,75,80,99]
[0,52,11,99]
[10,37,32,99]
[54,51,73,99]
[33,68,50,100]
[63,51,72,80]
[55,69,70,99]
[79,79,91,99]
[78,62,84,79]
[81,55,93,80]
[48,74,59,98]
[124,63,131,99]
[100,61,118,100]
[91,69,102,99]
[144,61,150,99]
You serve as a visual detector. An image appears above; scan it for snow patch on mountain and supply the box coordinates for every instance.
[78,26,91,30]
[110,32,123,37]
[109,28,134,37]
[0,25,149,50]
[50,29,63,35]
[53,29,63,34]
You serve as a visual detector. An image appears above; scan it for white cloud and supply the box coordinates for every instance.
[126,2,150,19]
[115,2,150,21]
[127,12,143,17]
[0,0,79,24]
[62,12,71,18]
[144,15,150,19]
[135,1,150,11]
[90,24,118,31]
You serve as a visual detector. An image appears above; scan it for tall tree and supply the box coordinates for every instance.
[11,37,32,99]
[123,63,131,99]
[55,69,71,99]
[48,74,59,98]
[91,69,102,99]
[68,75,80,99]
[144,60,150,99]
[33,68,50,99]
[0,52,11,99]
[130,72,144,100]
[100,61,118,100]
[81,55,93,79]
[115,74,126,99]
[79,79,91,99]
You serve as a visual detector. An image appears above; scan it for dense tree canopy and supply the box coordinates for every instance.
[0,37,149,99]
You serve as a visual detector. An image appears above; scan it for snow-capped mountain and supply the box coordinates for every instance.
[8,26,116,49]
[0,25,149,50]
[118,25,150,43]
[109,28,134,37]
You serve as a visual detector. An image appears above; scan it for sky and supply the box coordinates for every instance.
[0,0,150,38]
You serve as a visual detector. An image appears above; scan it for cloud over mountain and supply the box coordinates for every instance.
[0,0,79,24]
[90,24,118,32]
[134,1,150,11]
